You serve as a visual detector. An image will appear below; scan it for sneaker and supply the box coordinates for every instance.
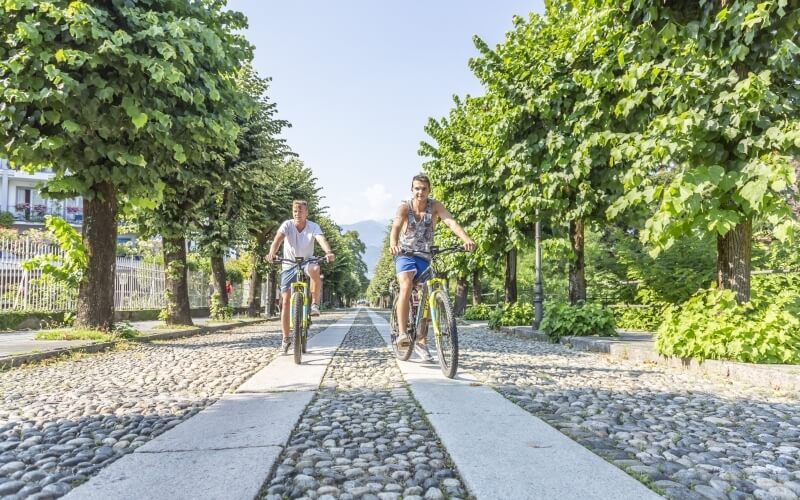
[396,332,411,347]
[281,338,292,354]
[414,343,433,363]
[310,303,321,317]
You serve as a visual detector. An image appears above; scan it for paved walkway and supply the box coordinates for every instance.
[0,316,269,360]
[2,309,799,499]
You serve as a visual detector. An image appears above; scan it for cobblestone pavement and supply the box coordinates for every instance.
[0,314,346,500]
[454,322,800,500]
[260,312,469,500]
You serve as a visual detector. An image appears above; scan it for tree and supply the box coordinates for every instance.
[603,0,800,303]
[0,1,251,329]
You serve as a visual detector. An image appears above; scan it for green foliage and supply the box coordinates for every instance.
[541,302,617,342]
[464,303,495,320]
[488,302,533,329]
[210,293,232,320]
[656,289,800,364]
[111,321,139,339]
[610,305,664,332]
[0,212,13,228]
[22,216,87,289]
[0,311,69,332]
[366,225,395,304]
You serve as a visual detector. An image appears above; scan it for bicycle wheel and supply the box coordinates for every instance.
[390,296,414,361]
[432,292,458,378]
[292,292,304,364]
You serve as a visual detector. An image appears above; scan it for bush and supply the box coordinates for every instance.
[0,311,70,331]
[463,303,494,320]
[488,302,533,329]
[610,304,664,332]
[656,289,800,364]
[0,211,13,228]
[540,302,617,342]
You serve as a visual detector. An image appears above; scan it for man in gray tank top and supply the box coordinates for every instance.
[389,174,475,361]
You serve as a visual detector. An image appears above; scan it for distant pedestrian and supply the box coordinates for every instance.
[225,280,233,296]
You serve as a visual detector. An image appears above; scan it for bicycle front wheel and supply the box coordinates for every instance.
[292,293,304,364]
[390,296,414,361]
[432,292,458,378]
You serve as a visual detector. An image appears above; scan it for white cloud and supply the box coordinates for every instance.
[329,183,398,224]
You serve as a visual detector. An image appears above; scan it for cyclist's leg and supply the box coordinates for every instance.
[279,268,297,343]
[395,256,418,343]
[305,263,322,312]
[413,258,432,351]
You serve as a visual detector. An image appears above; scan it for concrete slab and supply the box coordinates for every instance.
[136,392,313,452]
[66,312,357,500]
[367,310,663,500]
[63,446,281,500]
[236,312,356,393]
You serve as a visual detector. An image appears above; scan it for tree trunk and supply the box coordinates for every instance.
[717,220,752,304]
[505,249,517,303]
[163,235,192,325]
[454,276,468,316]
[471,270,481,305]
[76,181,118,331]
[210,252,228,306]
[267,268,278,316]
[569,218,587,304]
[246,257,263,317]
[246,232,269,317]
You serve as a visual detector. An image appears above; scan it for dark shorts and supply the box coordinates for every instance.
[394,255,430,277]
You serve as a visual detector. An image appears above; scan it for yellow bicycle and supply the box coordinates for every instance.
[391,246,462,378]
[277,256,322,364]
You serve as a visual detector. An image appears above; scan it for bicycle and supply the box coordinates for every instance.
[390,246,463,378]
[274,256,323,364]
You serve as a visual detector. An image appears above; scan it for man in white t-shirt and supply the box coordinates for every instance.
[267,200,335,353]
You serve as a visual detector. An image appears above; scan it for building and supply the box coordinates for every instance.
[0,158,83,230]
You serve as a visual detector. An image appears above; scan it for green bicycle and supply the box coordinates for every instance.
[390,246,462,378]
[277,256,322,364]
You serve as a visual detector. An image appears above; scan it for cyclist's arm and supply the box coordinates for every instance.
[434,201,476,251]
[389,203,406,255]
[314,234,335,262]
[267,232,286,262]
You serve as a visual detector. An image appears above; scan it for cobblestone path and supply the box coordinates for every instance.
[455,322,800,500]
[260,312,468,500]
[0,314,345,499]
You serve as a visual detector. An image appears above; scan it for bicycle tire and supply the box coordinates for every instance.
[432,291,458,378]
[292,292,304,364]
[302,318,309,354]
[390,296,414,361]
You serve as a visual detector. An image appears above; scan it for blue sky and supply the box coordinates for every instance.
[226,1,545,225]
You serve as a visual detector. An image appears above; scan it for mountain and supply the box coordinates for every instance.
[341,219,389,278]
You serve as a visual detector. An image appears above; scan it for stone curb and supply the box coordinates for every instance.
[482,322,800,393]
[0,317,275,370]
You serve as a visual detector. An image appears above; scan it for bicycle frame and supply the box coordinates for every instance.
[289,279,310,331]
[411,277,447,340]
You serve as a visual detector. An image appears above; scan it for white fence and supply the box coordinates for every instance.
[0,237,260,313]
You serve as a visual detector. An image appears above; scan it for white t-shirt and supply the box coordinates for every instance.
[277,219,322,270]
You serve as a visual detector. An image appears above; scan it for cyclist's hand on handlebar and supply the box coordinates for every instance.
[390,245,403,256]
[462,238,476,252]
[325,252,335,263]
[266,252,276,263]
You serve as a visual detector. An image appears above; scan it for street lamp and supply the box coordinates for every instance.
[533,219,544,330]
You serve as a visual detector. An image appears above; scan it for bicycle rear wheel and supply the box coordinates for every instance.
[292,293,304,364]
[432,292,458,378]
[390,296,414,361]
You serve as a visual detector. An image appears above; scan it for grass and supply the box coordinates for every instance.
[35,329,111,341]
[152,323,197,330]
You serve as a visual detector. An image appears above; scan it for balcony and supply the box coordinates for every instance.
[7,204,83,225]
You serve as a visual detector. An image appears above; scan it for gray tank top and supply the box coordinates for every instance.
[399,199,434,260]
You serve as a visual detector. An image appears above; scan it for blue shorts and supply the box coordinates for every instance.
[280,264,314,293]
[394,255,430,277]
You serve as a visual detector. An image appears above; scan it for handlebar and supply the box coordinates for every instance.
[270,256,324,267]
[397,245,467,258]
